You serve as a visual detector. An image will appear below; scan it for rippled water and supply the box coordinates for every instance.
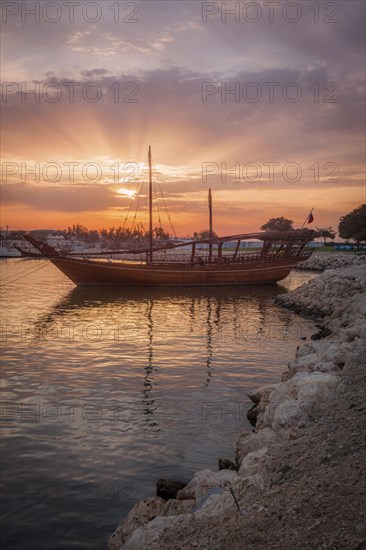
[0,259,317,549]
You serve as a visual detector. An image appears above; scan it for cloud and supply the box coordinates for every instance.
[1,0,364,231]
[65,29,174,57]
[1,183,121,212]
[80,68,112,78]
[66,31,91,46]
[2,64,364,166]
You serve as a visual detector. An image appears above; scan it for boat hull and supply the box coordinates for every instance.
[50,257,299,287]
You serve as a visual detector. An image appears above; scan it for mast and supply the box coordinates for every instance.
[208,187,213,262]
[148,145,153,263]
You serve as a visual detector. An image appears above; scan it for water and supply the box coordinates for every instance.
[0,259,317,549]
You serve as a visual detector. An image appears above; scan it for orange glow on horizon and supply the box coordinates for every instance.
[2,183,363,235]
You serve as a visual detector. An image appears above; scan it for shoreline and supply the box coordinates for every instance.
[296,251,366,272]
[108,253,366,550]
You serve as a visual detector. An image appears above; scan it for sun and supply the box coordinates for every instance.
[116,187,137,199]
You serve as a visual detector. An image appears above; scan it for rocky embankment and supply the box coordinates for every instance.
[108,260,366,550]
[297,251,366,271]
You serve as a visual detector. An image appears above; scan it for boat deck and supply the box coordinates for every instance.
[72,248,313,267]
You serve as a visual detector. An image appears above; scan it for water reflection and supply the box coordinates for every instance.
[36,283,288,327]
[144,300,158,430]
[32,283,291,396]
[205,298,214,386]
[1,264,318,550]
[42,282,288,308]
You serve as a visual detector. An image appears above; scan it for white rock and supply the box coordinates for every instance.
[298,252,366,272]
[176,469,238,502]
[108,497,166,550]
[161,499,195,516]
[123,515,188,550]
[239,447,275,478]
[247,384,277,405]
[295,372,339,401]
[235,428,278,465]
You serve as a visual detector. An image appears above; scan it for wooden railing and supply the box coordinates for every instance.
[79,246,312,267]
[133,248,311,266]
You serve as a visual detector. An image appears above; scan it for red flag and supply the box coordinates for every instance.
[307,212,314,224]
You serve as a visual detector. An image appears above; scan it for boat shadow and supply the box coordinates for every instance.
[55,282,289,311]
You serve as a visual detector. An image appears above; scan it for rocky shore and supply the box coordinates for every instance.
[297,251,366,271]
[108,257,366,550]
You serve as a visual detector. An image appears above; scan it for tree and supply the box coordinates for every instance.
[260,217,294,231]
[195,229,219,240]
[153,227,170,240]
[63,223,88,240]
[338,204,366,244]
[315,226,336,246]
[86,230,99,243]
[108,226,126,248]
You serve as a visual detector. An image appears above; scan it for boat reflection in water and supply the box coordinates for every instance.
[32,282,298,429]
[1,266,317,550]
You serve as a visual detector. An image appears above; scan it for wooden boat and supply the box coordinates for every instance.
[13,244,43,258]
[14,242,72,258]
[23,147,314,287]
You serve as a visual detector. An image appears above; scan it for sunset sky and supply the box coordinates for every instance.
[1,0,365,235]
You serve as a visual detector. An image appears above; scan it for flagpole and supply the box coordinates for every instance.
[301,208,314,229]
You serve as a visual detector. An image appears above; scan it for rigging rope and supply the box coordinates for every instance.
[0,259,49,282]
[157,180,178,239]
[122,153,148,231]
[120,152,178,240]
[0,261,50,287]
[153,183,162,228]
[152,160,178,239]
[130,154,148,234]
[131,179,144,234]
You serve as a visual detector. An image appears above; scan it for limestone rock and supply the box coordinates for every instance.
[123,515,188,550]
[256,372,339,435]
[176,469,239,502]
[108,496,166,550]
[235,428,278,466]
[161,498,195,516]
[239,446,277,480]
[275,265,366,318]
[297,252,366,272]
[246,385,276,426]
[247,384,277,405]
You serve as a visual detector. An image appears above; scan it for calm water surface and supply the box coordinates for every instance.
[0,259,317,549]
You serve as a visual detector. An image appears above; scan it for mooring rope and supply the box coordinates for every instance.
[0,261,50,287]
